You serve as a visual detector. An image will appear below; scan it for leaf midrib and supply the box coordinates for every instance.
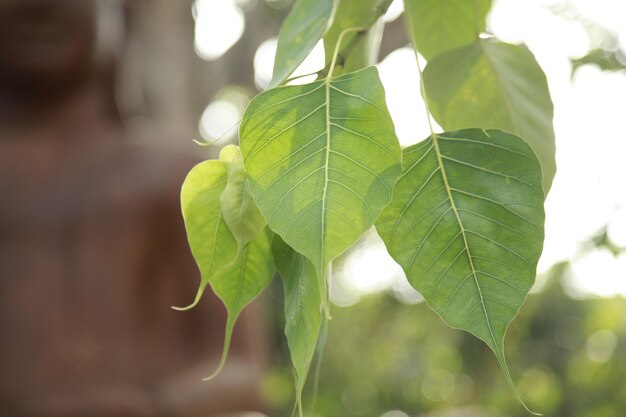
[320,67,333,275]
[431,132,499,352]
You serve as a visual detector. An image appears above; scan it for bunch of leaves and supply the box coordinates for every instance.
[176,0,557,415]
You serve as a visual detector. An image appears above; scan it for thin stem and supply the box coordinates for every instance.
[328,27,367,80]
[318,0,394,78]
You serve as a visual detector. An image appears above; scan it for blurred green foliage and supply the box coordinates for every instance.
[262,262,626,416]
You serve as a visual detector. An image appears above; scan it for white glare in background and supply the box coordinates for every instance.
[287,40,325,85]
[383,0,404,23]
[199,86,250,145]
[331,229,407,306]
[254,38,278,89]
[199,100,241,145]
[254,38,325,89]
[490,1,626,297]
[565,249,626,298]
[608,207,626,248]
[193,0,245,61]
[377,47,438,147]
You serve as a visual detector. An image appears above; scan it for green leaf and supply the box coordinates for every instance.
[240,66,402,310]
[269,0,336,88]
[423,39,556,193]
[173,160,237,311]
[322,0,392,74]
[204,227,276,380]
[376,129,544,413]
[273,236,323,417]
[403,0,491,60]
[219,145,267,254]
[571,48,626,75]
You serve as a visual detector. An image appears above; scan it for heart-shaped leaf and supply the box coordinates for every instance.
[423,40,556,193]
[240,66,402,310]
[174,159,237,311]
[377,129,544,411]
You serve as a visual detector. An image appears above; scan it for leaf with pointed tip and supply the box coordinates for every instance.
[205,227,276,380]
[269,0,336,88]
[376,129,544,412]
[240,67,402,308]
[423,39,556,193]
[403,0,491,60]
[174,160,238,311]
[219,145,267,254]
[322,0,391,74]
[273,236,322,416]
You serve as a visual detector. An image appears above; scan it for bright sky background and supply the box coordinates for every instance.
[192,0,626,303]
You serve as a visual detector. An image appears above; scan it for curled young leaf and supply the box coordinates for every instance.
[219,145,267,255]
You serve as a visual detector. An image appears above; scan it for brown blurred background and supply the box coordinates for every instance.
[0,0,289,416]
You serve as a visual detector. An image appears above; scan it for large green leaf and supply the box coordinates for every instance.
[174,160,237,311]
[204,227,276,380]
[423,39,556,193]
[269,0,336,88]
[403,0,491,60]
[322,0,391,74]
[377,129,544,411]
[219,145,266,254]
[273,236,322,416]
[240,66,402,310]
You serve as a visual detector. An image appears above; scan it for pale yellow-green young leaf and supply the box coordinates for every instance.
[219,145,267,254]
[173,160,237,311]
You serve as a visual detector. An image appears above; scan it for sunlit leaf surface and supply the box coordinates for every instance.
[241,67,402,303]
[175,160,237,310]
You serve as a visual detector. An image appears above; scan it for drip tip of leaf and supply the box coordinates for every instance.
[171,283,206,312]
[494,347,542,416]
[202,315,235,381]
